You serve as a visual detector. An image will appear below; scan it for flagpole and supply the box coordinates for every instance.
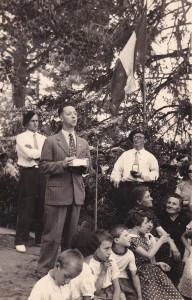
[142,0,147,125]
[94,140,99,230]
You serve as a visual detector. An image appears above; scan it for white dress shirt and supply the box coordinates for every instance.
[62,129,76,147]
[110,148,159,182]
[28,271,70,300]
[16,130,46,167]
[68,262,95,300]
[89,256,120,289]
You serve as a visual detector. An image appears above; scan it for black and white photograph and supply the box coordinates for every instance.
[0,0,191,299]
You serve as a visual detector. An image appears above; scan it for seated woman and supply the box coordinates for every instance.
[176,161,192,214]
[130,186,180,258]
[157,194,191,285]
[130,187,187,285]
[159,194,191,258]
[126,210,184,300]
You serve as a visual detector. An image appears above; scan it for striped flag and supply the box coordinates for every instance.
[109,2,147,116]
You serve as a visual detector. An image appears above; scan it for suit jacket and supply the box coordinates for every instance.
[39,130,91,206]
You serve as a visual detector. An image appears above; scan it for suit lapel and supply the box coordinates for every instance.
[56,131,69,156]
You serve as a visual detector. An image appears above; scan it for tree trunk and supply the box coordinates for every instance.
[12,42,28,107]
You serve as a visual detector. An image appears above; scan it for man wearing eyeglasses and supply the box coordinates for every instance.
[110,129,159,223]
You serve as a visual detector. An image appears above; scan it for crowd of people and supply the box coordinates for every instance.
[0,102,191,300]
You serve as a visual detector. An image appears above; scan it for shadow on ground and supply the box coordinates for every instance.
[0,234,40,300]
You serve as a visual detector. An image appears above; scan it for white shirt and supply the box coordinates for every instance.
[111,249,137,279]
[28,271,70,300]
[16,130,46,167]
[89,256,120,289]
[68,262,95,300]
[62,129,76,147]
[110,148,159,182]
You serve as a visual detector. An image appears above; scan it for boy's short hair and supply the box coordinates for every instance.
[109,224,128,239]
[95,229,113,245]
[125,211,146,229]
[58,102,76,116]
[70,231,100,257]
[56,249,83,273]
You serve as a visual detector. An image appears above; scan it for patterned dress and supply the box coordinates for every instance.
[178,230,192,299]
[129,234,184,300]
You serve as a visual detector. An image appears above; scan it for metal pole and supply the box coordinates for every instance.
[94,140,99,230]
[142,0,147,125]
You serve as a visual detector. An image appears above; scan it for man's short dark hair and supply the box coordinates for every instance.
[58,102,76,116]
[129,129,148,142]
[23,111,37,126]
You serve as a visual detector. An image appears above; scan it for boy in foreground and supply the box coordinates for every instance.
[28,249,83,300]
[89,229,121,300]
[69,230,100,300]
[110,225,142,300]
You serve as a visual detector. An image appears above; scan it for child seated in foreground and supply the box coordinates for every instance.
[69,230,100,300]
[110,224,142,300]
[89,229,121,300]
[126,211,184,300]
[28,249,83,300]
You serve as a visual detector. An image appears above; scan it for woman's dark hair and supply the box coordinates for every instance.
[131,186,150,205]
[178,161,191,180]
[125,211,146,229]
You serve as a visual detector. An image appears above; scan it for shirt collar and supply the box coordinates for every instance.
[26,130,38,136]
[62,129,75,138]
[133,148,145,153]
[48,270,61,291]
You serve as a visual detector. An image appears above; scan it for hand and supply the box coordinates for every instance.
[171,248,181,261]
[63,156,76,168]
[156,262,171,272]
[159,234,170,244]
[25,144,33,149]
[130,170,142,178]
[112,180,120,188]
[103,259,112,269]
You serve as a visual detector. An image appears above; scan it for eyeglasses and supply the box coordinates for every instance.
[188,170,192,173]
[133,136,145,139]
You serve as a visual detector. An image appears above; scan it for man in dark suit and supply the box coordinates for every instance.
[37,102,91,275]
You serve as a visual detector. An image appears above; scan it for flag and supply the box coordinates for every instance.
[109,1,147,116]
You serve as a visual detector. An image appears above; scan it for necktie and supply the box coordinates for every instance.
[69,134,76,156]
[33,133,38,149]
[134,151,140,166]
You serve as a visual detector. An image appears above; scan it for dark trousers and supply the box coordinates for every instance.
[15,167,46,246]
[113,181,153,224]
[37,202,81,274]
